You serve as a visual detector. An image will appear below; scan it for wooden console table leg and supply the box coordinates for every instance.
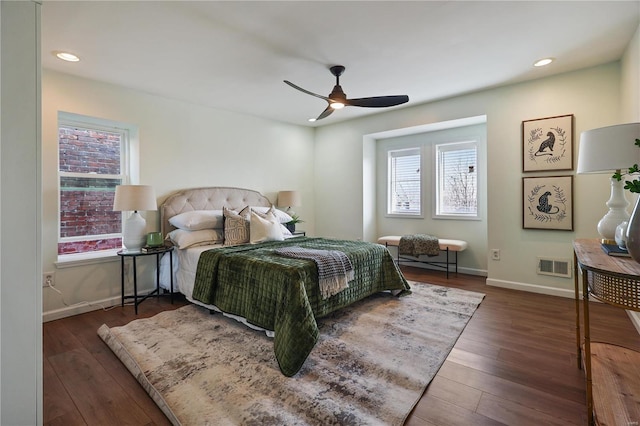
[582,270,594,425]
[574,251,582,369]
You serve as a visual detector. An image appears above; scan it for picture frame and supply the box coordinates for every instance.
[523,175,573,230]
[522,114,573,172]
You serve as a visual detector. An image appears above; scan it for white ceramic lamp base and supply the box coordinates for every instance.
[123,211,147,251]
[597,177,630,242]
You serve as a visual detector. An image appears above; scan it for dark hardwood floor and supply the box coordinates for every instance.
[43,267,640,425]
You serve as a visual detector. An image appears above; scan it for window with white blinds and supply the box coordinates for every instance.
[435,141,478,217]
[388,148,421,215]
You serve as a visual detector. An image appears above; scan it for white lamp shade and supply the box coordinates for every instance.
[277,190,301,208]
[113,185,157,212]
[577,123,640,174]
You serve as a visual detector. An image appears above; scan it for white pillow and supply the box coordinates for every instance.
[167,228,223,249]
[169,210,224,231]
[250,209,284,243]
[280,224,292,236]
[251,206,293,224]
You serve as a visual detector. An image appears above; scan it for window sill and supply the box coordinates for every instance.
[385,213,424,219]
[433,214,481,221]
[55,249,120,269]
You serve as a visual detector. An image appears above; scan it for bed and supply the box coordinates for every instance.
[158,187,410,376]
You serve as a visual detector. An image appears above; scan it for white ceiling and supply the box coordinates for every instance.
[41,1,640,127]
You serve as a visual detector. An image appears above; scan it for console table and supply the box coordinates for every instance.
[573,239,640,425]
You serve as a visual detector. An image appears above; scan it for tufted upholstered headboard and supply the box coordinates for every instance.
[160,187,272,236]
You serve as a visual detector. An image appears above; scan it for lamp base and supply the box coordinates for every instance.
[123,211,147,251]
[597,177,630,241]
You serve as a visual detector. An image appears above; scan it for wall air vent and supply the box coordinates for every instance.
[537,257,572,278]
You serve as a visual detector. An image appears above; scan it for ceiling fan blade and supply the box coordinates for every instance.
[284,80,330,102]
[315,105,334,121]
[345,95,409,108]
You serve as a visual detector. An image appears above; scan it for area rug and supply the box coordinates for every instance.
[98,282,484,425]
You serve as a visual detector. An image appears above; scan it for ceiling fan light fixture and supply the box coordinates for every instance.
[330,102,345,110]
[533,57,554,67]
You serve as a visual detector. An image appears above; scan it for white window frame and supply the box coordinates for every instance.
[57,112,139,263]
[433,140,479,220]
[387,147,423,217]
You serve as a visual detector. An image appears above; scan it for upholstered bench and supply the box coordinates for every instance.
[377,235,468,278]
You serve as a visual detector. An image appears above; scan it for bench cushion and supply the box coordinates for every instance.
[377,235,467,252]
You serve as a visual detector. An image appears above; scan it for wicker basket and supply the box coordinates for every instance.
[587,270,640,311]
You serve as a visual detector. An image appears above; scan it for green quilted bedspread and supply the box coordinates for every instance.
[192,237,410,376]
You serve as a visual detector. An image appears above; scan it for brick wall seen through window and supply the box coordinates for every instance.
[58,125,125,255]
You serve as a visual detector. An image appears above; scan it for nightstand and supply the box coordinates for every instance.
[291,230,306,236]
[117,246,173,314]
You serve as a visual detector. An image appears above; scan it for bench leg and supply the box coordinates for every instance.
[446,248,449,279]
[455,251,458,274]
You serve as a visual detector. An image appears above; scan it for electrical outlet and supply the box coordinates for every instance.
[491,249,500,261]
[43,271,55,287]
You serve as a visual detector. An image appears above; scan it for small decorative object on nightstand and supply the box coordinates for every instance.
[146,231,164,247]
[285,215,304,233]
[118,245,173,314]
[291,230,306,236]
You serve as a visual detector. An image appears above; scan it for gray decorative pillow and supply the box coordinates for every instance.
[223,206,250,246]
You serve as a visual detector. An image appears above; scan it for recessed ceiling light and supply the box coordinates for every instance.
[54,51,80,62]
[534,57,554,67]
[308,118,317,122]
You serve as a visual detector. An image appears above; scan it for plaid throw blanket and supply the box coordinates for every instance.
[275,247,354,299]
[399,234,440,257]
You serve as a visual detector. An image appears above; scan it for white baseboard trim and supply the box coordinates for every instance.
[488,278,640,336]
[43,295,121,322]
[486,278,576,299]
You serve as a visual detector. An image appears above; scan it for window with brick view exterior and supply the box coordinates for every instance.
[58,124,126,255]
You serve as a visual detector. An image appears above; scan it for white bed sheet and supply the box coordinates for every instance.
[159,244,275,337]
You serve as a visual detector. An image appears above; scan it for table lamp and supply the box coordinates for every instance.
[113,185,157,251]
[577,123,640,242]
[277,190,301,215]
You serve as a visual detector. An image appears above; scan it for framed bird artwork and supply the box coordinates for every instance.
[522,114,574,172]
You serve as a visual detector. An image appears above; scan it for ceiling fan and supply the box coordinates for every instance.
[284,65,409,121]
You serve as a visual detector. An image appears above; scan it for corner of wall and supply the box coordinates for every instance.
[621,23,640,121]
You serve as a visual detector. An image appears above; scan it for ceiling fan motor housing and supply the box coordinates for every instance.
[330,65,345,77]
